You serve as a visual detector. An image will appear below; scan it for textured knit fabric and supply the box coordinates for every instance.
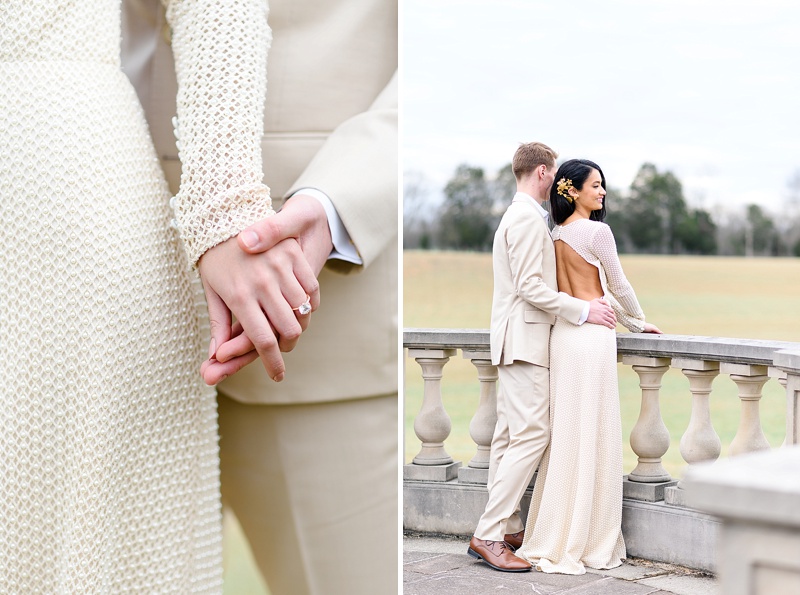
[165,0,274,268]
[517,218,646,575]
[0,1,224,592]
[551,219,646,333]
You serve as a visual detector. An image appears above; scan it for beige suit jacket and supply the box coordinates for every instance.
[490,193,586,367]
[122,0,398,404]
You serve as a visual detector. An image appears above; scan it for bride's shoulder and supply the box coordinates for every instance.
[585,219,612,232]
[580,220,617,246]
[575,218,608,234]
[592,222,622,251]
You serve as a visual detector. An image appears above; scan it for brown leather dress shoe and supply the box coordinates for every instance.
[504,531,524,550]
[467,536,531,572]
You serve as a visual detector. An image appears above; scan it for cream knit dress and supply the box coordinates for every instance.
[517,219,646,575]
[0,0,273,592]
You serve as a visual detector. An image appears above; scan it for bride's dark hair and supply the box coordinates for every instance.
[549,159,607,225]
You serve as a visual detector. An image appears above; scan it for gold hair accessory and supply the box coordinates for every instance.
[556,177,574,203]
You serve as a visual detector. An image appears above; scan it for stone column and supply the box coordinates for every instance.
[459,350,497,485]
[665,359,721,506]
[405,348,462,482]
[768,367,788,447]
[773,349,800,447]
[683,447,800,595]
[623,355,676,501]
[722,363,770,457]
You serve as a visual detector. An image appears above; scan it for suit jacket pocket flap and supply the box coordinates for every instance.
[524,309,555,324]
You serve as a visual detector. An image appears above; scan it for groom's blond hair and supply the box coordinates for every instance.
[512,142,558,180]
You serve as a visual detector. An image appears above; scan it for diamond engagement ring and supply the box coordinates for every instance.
[292,295,312,316]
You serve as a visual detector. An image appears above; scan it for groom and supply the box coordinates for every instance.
[121,1,397,592]
[468,142,616,572]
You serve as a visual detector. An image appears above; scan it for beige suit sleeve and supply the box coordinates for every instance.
[287,72,398,273]
[506,209,586,324]
[163,0,274,268]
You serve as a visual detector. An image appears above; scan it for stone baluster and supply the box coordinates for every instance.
[623,356,676,501]
[676,360,722,479]
[773,349,800,447]
[404,348,462,482]
[664,359,720,505]
[722,363,771,456]
[459,350,498,485]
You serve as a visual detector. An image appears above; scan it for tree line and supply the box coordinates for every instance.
[403,162,800,257]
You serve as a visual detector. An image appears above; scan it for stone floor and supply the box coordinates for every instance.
[404,533,718,595]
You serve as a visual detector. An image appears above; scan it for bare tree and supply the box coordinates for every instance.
[403,170,436,249]
[438,164,494,251]
[782,169,800,256]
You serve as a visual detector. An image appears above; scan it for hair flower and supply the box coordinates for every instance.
[556,177,574,203]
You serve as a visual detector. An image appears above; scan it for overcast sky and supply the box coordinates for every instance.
[402,0,800,216]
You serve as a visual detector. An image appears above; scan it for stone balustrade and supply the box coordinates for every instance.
[403,329,800,570]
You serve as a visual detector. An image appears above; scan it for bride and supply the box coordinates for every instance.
[0,1,281,590]
[516,158,662,574]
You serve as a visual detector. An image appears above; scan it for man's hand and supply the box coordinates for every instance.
[198,236,319,384]
[586,298,617,329]
[200,194,333,384]
[643,322,663,334]
[200,319,260,385]
[238,193,333,275]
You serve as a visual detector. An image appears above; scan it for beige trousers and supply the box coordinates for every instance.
[218,392,398,595]
[475,361,550,541]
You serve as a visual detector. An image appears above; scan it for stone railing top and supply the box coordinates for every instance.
[404,328,489,350]
[404,328,800,367]
[615,334,800,366]
[683,445,800,528]
[774,349,800,373]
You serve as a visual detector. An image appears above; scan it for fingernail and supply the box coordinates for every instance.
[273,372,284,383]
[240,230,259,249]
[208,338,216,359]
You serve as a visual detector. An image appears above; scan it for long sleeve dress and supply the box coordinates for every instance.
[516,218,646,575]
[0,1,272,591]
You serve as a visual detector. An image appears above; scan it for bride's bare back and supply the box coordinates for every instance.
[554,239,604,301]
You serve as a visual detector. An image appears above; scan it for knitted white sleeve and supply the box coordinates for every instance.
[591,223,647,333]
[163,0,274,268]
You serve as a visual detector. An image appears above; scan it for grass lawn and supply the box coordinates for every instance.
[223,511,270,594]
[403,250,800,477]
[222,250,800,591]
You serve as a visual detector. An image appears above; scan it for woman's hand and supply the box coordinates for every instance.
[198,235,320,383]
[197,195,333,385]
[643,322,663,334]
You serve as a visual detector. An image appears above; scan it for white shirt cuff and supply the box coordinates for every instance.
[288,188,362,265]
[578,301,590,325]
